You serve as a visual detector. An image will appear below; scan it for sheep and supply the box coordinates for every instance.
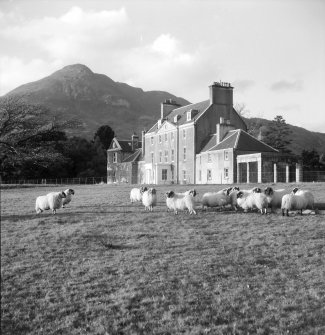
[130,186,148,203]
[142,188,157,211]
[264,186,290,211]
[35,191,67,214]
[236,190,268,214]
[226,187,240,210]
[292,188,314,209]
[166,190,197,215]
[240,187,262,196]
[62,188,75,208]
[281,188,315,216]
[201,192,228,210]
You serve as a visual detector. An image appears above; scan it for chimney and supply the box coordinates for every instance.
[131,133,139,151]
[161,99,181,119]
[209,81,233,120]
[141,130,146,156]
[216,117,235,144]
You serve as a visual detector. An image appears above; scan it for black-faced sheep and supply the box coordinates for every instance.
[236,190,268,214]
[130,186,148,203]
[62,189,75,208]
[35,191,67,214]
[166,190,197,215]
[142,188,157,211]
[281,188,315,216]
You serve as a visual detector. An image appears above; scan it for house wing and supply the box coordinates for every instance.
[235,130,278,152]
[107,138,122,151]
[156,120,177,134]
[122,149,143,163]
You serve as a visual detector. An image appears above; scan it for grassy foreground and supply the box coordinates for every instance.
[1,183,325,335]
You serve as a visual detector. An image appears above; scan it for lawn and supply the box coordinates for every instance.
[1,183,325,335]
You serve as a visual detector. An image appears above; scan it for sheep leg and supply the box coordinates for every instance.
[286,209,289,217]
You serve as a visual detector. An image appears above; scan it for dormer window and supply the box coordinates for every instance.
[113,142,116,149]
[174,115,180,123]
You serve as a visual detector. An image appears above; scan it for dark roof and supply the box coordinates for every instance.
[166,100,210,126]
[147,122,158,134]
[146,100,210,134]
[202,129,278,153]
[122,149,143,163]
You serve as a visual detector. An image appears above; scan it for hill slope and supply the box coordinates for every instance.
[4,64,325,155]
[6,64,190,139]
[245,117,325,155]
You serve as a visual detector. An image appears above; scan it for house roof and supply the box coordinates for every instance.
[166,100,210,126]
[122,148,143,163]
[201,129,278,153]
[146,100,211,134]
[108,138,142,152]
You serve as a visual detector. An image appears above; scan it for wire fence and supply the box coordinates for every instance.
[1,177,107,186]
[1,171,325,186]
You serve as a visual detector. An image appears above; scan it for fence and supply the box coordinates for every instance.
[1,177,107,186]
[1,171,325,186]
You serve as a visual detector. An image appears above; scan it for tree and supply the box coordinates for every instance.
[262,115,292,153]
[0,96,80,178]
[234,103,250,118]
[93,125,115,150]
[301,149,324,170]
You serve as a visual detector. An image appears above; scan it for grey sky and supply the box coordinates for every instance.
[0,0,324,132]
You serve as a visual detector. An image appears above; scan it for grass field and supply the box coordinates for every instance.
[1,183,325,335]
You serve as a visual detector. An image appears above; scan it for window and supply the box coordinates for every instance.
[183,170,186,181]
[151,137,154,145]
[224,151,229,160]
[165,133,168,141]
[164,150,168,163]
[207,169,212,181]
[199,170,202,182]
[171,132,174,141]
[159,135,162,143]
[151,152,154,164]
[183,147,186,161]
[183,129,186,139]
[208,153,211,163]
[162,169,167,181]
[171,149,174,162]
[187,111,191,121]
[224,168,229,179]
[113,152,117,163]
[159,151,162,163]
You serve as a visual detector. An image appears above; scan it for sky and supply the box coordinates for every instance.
[0,0,324,132]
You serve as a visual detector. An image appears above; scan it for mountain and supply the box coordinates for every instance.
[4,64,325,155]
[245,117,325,155]
[5,64,190,139]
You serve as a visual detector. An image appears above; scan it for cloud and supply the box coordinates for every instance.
[270,80,303,92]
[232,79,255,92]
[0,57,63,95]
[0,7,131,60]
